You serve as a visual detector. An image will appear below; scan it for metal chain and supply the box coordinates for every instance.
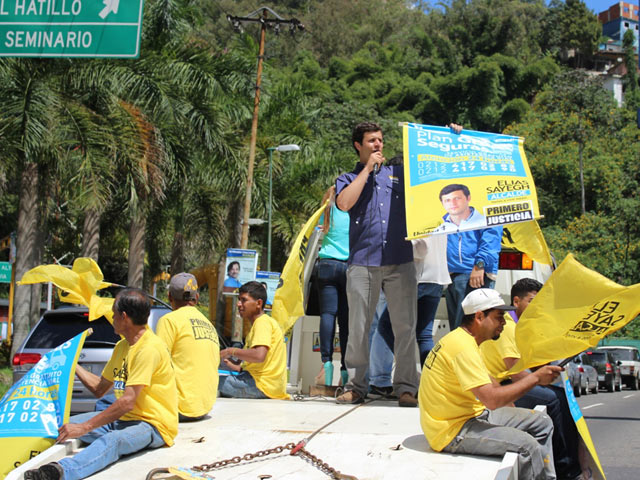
[191,443,296,471]
[190,442,357,479]
[296,446,358,480]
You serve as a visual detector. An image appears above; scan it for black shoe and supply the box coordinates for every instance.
[24,462,63,480]
[369,385,395,398]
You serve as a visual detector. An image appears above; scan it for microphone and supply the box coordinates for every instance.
[373,163,379,175]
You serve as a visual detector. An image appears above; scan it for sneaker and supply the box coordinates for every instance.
[398,391,418,408]
[336,389,364,404]
[24,462,63,480]
[369,385,395,398]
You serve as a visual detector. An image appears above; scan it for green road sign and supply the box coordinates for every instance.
[0,261,11,283]
[0,0,144,58]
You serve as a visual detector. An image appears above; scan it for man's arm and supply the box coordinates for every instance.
[470,365,562,410]
[503,356,529,382]
[221,346,269,364]
[57,384,143,442]
[75,364,113,398]
[336,151,384,211]
[469,226,503,288]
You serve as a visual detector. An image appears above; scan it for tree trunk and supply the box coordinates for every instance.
[127,211,146,288]
[80,208,100,261]
[11,162,42,356]
[170,231,184,274]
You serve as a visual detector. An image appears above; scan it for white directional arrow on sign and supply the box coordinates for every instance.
[99,0,120,19]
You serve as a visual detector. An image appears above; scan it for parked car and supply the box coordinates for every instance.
[585,349,622,392]
[563,359,586,397]
[573,352,599,395]
[12,305,172,413]
[596,346,640,390]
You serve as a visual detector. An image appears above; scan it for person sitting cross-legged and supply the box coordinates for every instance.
[25,288,178,480]
[219,281,290,400]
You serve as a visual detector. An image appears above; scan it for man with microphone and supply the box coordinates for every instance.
[334,122,461,407]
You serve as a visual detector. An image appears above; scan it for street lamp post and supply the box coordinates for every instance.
[266,144,300,271]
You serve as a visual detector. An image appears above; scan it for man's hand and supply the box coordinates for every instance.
[366,150,385,173]
[57,422,91,443]
[532,365,563,386]
[222,358,242,372]
[220,347,235,360]
[448,123,463,134]
[469,266,485,288]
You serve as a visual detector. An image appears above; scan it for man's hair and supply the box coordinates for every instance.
[510,278,543,304]
[239,281,267,306]
[439,183,470,201]
[387,154,403,166]
[460,308,494,327]
[227,261,240,274]
[351,122,382,154]
[114,288,151,326]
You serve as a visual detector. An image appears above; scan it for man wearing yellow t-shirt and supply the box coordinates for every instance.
[480,278,582,480]
[156,273,220,421]
[219,281,289,399]
[419,288,561,480]
[25,288,178,480]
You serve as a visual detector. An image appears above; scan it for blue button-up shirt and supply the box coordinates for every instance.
[336,163,413,266]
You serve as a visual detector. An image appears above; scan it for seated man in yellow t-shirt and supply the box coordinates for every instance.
[480,278,582,479]
[419,288,561,480]
[25,288,178,480]
[219,281,290,399]
[156,272,220,421]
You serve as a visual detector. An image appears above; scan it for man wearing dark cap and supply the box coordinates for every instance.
[419,288,562,480]
[156,273,220,421]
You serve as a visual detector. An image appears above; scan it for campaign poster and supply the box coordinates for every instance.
[0,330,89,477]
[223,249,258,293]
[403,123,541,239]
[256,271,280,308]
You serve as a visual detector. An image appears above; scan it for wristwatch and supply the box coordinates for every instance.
[474,260,485,269]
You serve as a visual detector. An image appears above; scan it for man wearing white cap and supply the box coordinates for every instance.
[419,288,562,480]
[156,272,220,421]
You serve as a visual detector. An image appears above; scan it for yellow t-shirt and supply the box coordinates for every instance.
[419,327,490,452]
[242,314,290,400]
[102,328,178,446]
[480,313,519,381]
[156,306,220,417]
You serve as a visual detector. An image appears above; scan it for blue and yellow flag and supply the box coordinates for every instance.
[402,123,541,239]
[512,254,640,373]
[271,203,327,333]
[0,330,90,478]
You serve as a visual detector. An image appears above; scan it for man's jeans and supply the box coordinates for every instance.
[59,411,164,480]
[317,258,349,370]
[445,273,495,330]
[516,385,580,477]
[378,282,443,367]
[443,407,556,480]
[368,291,394,388]
[218,371,268,399]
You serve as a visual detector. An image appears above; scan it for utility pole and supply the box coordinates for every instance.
[228,7,304,249]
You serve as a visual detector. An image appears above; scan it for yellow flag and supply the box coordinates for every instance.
[271,203,327,333]
[501,220,553,266]
[18,257,114,322]
[511,254,640,373]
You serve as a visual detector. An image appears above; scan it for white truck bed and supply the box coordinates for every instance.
[9,397,517,480]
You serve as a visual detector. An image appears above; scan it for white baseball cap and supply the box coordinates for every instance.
[461,288,515,315]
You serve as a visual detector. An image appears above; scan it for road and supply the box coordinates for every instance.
[576,387,640,480]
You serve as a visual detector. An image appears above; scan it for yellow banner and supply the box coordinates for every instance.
[501,220,554,266]
[402,123,541,239]
[512,254,640,372]
[18,257,114,322]
[271,203,326,333]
